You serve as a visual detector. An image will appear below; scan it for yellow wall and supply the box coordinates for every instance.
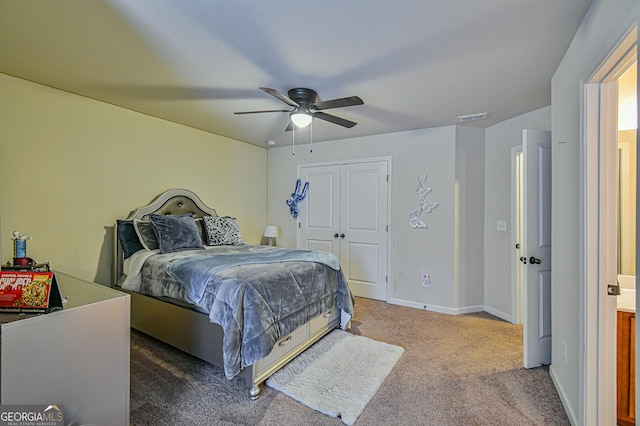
[0,74,267,285]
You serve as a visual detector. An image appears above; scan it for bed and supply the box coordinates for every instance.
[112,188,354,399]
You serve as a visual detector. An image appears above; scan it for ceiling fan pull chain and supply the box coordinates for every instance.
[292,125,295,156]
[310,120,313,153]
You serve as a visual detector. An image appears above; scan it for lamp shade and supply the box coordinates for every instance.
[263,225,279,238]
[290,111,312,128]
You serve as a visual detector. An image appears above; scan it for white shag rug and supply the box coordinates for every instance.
[266,329,404,425]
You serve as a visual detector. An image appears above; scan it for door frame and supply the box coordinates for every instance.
[510,145,524,325]
[581,26,637,425]
[296,156,392,301]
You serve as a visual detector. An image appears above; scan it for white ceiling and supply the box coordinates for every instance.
[0,0,592,148]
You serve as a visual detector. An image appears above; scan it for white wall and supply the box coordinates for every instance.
[483,106,551,322]
[267,125,485,313]
[455,126,486,310]
[551,1,639,423]
[0,74,267,285]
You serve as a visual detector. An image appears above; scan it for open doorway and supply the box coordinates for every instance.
[615,59,636,426]
[511,146,524,325]
[583,26,637,425]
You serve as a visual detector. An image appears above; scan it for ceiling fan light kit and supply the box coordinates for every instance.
[290,111,312,128]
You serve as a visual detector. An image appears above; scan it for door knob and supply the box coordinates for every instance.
[529,256,542,264]
[334,233,339,239]
[519,256,527,264]
[340,233,345,239]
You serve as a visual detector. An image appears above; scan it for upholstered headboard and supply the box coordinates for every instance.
[112,188,218,286]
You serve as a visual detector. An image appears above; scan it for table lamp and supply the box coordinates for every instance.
[262,226,278,246]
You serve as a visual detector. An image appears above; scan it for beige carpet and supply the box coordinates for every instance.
[129,297,570,425]
[349,298,569,425]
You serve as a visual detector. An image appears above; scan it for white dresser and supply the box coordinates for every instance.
[0,272,130,426]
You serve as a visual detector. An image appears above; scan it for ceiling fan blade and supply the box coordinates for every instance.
[312,96,363,110]
[259,87,299,108]
[313,112,358,128]
[234,109,290,115]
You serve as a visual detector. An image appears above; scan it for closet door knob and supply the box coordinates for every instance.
[340,234,345,239]
[334,233,339,239]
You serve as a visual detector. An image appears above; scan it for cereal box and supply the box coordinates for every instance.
[0,271,62,313]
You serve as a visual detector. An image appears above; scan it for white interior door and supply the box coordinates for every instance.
[298,164,340,256]
[340,161,388,300]
[523,129,553,369]
[298,159,389,301]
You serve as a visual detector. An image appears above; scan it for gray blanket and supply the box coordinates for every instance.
[160,245,353,379]
[167,248,341,304]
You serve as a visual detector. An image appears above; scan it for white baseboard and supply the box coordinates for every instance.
[549,365,577,426]
[386,298,518,326]
[387,297,484,316]
[483,305,513,323]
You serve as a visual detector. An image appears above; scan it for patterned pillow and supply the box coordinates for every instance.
[203,216,244,246]
[149,213,204,254]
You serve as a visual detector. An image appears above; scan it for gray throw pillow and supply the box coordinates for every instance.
[149,214,204,254]
[133,219,159,251]
[117,220,145,258]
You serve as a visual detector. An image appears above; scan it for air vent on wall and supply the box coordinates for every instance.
[457,112,488,123]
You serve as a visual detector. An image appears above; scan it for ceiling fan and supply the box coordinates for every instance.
[234,87,363,131]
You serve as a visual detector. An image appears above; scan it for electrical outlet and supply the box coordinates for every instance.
[562,341,568,364]
[421,273,430,287]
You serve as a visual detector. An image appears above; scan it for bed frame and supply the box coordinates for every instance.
[112,188,340,399]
